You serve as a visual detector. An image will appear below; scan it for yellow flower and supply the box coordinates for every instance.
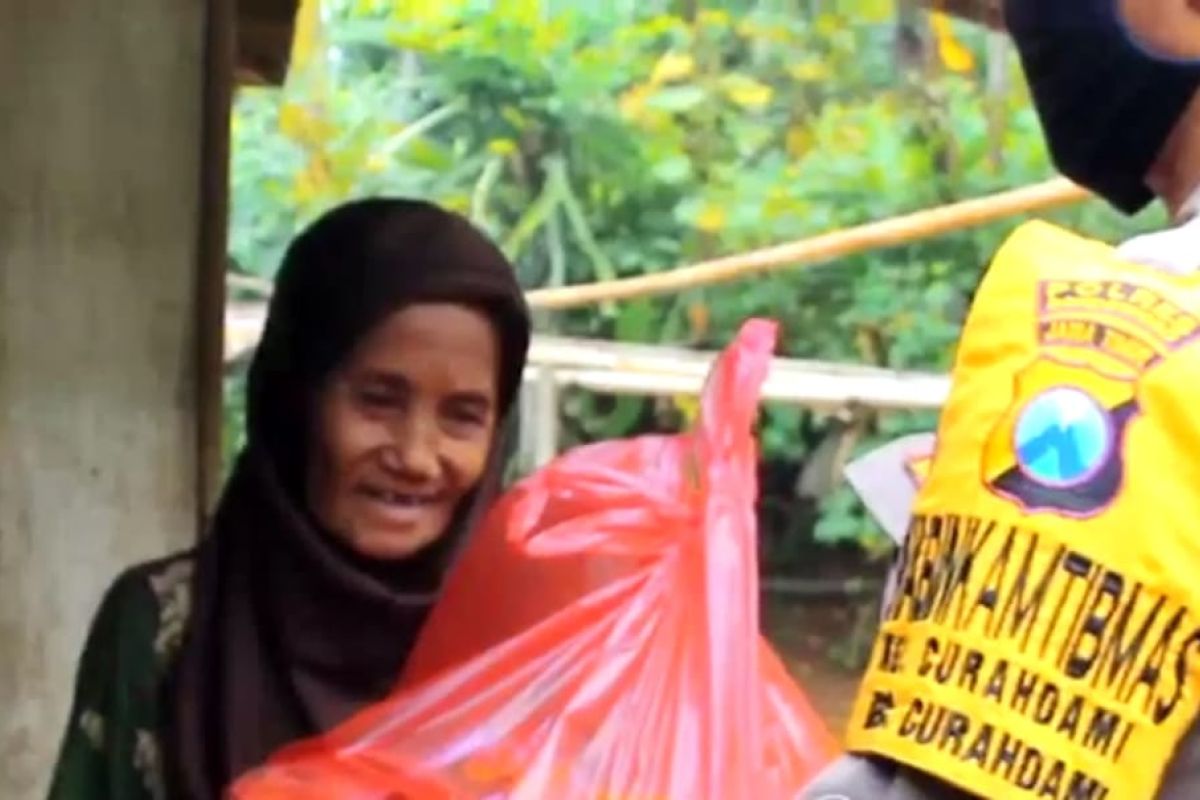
[292,155,333,203]
[630,14,681,39]
[619,84,652,119]
[859,0,896,23]
[698,9,731,28]
[533,19,567,53]
[442,192,471,214]
[788,60,831,82]
[650,51,696,84]
[289,0,324,72]
[815,13,841,38]
[723,75,774,110]
[278,102,333,146]
[931,11,976,73]
[735,20,762,39]
[365,152,390,173]
[785,125,814,158]
[487,138,518,157]
[694,203,727,233]
[278,103,307,139]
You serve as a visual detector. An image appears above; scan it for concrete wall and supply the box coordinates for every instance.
[0,1,210,795]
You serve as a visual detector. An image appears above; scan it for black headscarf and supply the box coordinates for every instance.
[167,198,530,798]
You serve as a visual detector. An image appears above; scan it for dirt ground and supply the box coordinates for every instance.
[761,588,882,739]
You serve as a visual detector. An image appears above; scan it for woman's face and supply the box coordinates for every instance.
[308,302,501,560]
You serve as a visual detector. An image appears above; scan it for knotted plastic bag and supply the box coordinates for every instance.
[231,318,838,800]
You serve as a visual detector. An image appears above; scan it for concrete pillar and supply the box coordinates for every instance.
[0,1,217,795]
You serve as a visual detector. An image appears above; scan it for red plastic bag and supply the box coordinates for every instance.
[231,319,838,800]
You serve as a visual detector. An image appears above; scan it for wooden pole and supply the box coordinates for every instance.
[525,177,1090,309]
[196,0,235,525]
[222,177,1091,317]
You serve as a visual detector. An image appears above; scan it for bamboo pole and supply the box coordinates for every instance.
[525,177,1091,309]
[223,177,1090,316]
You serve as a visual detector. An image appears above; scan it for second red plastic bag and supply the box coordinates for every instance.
[231,318,838,800]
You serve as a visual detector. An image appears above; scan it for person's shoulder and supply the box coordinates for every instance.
[100,550,195,615]
[116,550,196,600]
[1115,216,1200,274]
[93,549,198,667]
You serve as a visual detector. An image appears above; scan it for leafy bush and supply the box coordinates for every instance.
[226,0,1167,563]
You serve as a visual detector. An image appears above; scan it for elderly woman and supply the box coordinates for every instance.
[48,198,531,799]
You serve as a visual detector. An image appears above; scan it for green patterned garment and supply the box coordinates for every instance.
[47,554,195,800]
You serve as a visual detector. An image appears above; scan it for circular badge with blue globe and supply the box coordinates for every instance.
[1013,387,1113,488]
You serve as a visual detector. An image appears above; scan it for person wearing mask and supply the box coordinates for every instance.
[47,198,532,799]
[802,1,1200,797]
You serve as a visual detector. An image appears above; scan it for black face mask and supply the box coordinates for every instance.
[1005,0,1200,214]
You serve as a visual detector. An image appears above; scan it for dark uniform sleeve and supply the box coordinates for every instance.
[800,753,977,799]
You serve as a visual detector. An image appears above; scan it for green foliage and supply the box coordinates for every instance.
[226,1,1168,564]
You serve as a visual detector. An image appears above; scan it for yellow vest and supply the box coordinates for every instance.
[846,221,1200,800]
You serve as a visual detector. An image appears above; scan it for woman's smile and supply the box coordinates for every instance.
[356,484,448,527]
